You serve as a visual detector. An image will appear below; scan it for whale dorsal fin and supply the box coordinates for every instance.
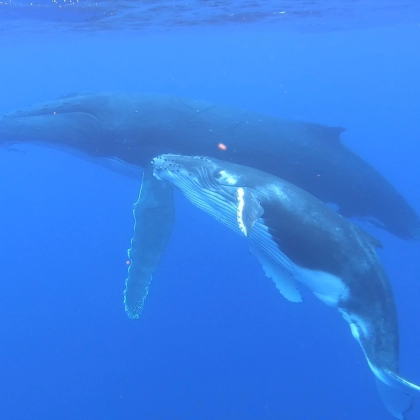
[366,232,383,249]
[354,224,383,249]
[236,187,264,237]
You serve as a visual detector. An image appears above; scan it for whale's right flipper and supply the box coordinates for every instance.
[124,166,175,319]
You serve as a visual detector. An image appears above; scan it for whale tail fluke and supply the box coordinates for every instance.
[374,369,420,419]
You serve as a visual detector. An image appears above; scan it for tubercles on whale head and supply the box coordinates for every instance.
[151,155,245,198]
[152,154,219,183]
[151,155,190,180]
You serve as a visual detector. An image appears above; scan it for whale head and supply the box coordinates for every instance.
[152,153,265,236]
[152,153,246,190]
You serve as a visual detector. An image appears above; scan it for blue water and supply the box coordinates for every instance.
[0,1,419,419]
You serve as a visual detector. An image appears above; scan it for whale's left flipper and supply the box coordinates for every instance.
[124,166,174,319]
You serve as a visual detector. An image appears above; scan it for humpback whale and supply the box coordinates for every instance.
[151,153,420,420]
[0,92,419,319]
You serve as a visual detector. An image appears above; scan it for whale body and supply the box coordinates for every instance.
[0,92,419,318]
[152,153,420,420]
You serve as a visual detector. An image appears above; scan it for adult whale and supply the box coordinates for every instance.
[0,92,419,319]
[152,153,420,420]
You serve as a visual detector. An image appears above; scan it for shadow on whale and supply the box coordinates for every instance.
[0,92,419,319]
[152,153,420,420]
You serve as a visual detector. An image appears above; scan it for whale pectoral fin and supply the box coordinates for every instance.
[236,187,264,237]
[374,370,420,420]
[124,166,175,319]
[249,244,302,303]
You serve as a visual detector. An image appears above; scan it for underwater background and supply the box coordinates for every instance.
[0,1,419,419]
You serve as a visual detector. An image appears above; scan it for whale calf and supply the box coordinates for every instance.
[0,92,419,319]
[152,153,420,419]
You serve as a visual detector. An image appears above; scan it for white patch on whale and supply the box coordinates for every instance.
[294,265,349,307]
[237,187,247,236]
[218,170,237,185]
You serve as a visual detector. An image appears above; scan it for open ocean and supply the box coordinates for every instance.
[0,1,419,419]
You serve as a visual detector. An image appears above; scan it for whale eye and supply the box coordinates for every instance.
[214,171,222,179]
